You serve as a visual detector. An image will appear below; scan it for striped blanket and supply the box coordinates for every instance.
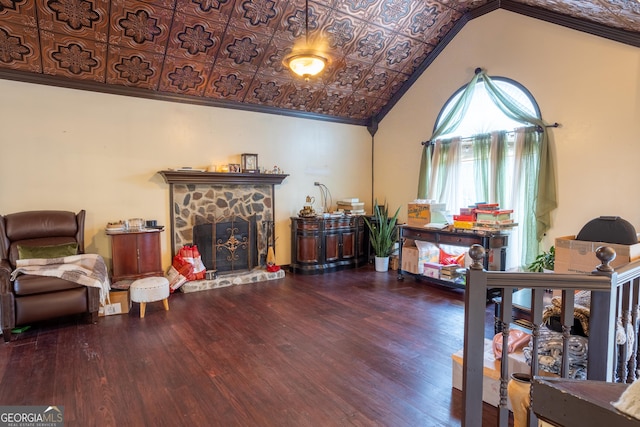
[11,254,111,305]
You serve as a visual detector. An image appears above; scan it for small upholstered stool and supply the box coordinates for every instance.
[129,276,170,318]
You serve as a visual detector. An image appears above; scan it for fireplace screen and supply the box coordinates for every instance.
[193,215,258,274]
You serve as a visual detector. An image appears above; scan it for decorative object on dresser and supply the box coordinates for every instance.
[299,195,316,217]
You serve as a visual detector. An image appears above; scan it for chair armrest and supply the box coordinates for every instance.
[0,260,12,294]
[0,259,12,294]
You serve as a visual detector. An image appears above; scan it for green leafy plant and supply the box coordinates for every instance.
[527,246,555,272]
[363,200,401,258]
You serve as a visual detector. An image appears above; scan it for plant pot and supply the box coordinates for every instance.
[374,256,389,272]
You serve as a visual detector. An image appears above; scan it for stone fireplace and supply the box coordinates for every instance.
[159,170,287,290]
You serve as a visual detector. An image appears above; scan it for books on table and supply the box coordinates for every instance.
[336,198,365,215]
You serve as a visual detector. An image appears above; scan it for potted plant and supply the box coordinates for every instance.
[527,246,555,272]
[363,200,401,272]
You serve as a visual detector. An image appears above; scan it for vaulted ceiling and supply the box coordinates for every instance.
[1,0,639,129]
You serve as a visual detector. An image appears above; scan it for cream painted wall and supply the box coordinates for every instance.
[376,9,640,251]
[3,9,639,272]
[0,80,372,269]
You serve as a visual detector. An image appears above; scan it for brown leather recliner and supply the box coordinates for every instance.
[0,210,100,342]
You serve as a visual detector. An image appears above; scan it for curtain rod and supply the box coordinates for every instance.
[421,123,560,146]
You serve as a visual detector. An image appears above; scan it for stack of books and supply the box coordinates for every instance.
[475,206,513,226]
[440,264,464,281]
[452,203,517,232]
[453,212,475,229]
[336,198,365,215]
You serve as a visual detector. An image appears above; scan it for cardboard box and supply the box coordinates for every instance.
[554,235,640,274]
[451,338,532,410]
[407,203,431,227]
[401,241,440,274]
[407,202,446,228]
[99,290,131,316]
[401,246,419,274]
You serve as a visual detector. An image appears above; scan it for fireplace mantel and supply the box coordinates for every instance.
[159,170,288,185]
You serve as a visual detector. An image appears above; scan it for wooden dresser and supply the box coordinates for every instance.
[290,216,367,274]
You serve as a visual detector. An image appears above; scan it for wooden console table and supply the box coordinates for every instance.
[398,225,509,290]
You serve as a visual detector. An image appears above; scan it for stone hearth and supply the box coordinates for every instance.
[180,268,285,293]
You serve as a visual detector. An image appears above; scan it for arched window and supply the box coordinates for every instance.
[436,78,540,137]
[419,71,556,269]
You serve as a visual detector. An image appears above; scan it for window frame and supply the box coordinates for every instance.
[433,76,542,135]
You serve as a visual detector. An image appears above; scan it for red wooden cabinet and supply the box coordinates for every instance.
[109,230,163,283]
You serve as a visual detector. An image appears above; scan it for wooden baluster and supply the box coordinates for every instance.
[618,284,629,382]
[498,287,513,427]
[632,278,640,382]
[613,290,621,382]
[527,288,544,427]
[560,289,574,378]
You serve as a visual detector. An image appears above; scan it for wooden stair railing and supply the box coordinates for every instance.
[461,244,640,427]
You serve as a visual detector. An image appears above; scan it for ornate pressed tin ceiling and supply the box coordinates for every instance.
[0,0,639,128]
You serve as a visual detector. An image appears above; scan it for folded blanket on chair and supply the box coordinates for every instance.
[12,254,111,305]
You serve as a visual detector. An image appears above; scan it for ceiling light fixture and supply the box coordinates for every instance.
[283,0,328,81]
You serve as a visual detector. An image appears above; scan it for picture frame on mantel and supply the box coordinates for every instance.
[241,153,258,173]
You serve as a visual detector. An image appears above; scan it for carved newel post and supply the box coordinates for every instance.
[468,244,486,270]
[595,245,616,273]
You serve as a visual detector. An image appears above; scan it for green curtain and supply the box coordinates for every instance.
[480,71,556,242]
[473,131,508,206]
[493,131,508,206]
[430,138,455,202]
[417,72,482,199]
[473,133,491,203]
[519,128,542,263]
[417,143,433,199]
[418,69,557,243]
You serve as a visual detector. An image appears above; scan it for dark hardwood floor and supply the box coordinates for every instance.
[0,265,505,426]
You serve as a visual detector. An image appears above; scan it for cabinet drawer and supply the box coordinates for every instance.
[324,219,352,230]
[295,220,320,230]
[438,234,481,246]
[401,229,437,241]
